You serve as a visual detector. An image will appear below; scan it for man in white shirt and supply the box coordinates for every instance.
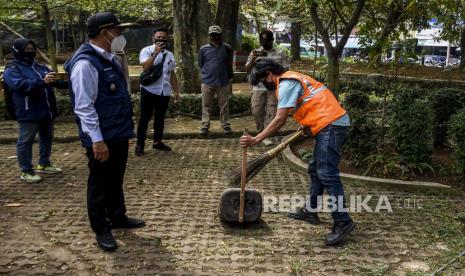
[135,27,179,156]
[64,12,144,252]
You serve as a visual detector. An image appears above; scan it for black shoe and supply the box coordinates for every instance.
[153,142,171,151]
[200,127,209,135]
[325,220,356,246]
[111,217,145,229]
[287,207,321,225]
[96,231,118,251]
[135,145,144,156]
[223,126,232,135]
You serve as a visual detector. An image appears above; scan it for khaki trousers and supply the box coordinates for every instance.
[251,90,278,132]
[201,83,231,128]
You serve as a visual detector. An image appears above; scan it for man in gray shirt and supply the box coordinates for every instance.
[198,25,234,135]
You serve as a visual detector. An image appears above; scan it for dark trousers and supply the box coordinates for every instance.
[307,125,352,223]
[86,140,128,234]
[136,88,170,146]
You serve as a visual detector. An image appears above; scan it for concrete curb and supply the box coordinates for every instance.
[0,130,296,144]
[281,134,451,190]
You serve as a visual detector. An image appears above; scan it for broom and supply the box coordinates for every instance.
[227,129,305,186]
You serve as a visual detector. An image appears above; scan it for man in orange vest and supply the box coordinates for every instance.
[240,58,355,246]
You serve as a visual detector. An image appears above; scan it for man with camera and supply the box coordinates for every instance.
[136,27,179,156]
[245,29,289,146]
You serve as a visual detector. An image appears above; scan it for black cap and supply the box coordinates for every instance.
[87,12,134,37]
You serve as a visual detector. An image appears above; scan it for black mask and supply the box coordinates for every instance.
[22,52,36,64]
[12,38,37,65]
[154,39,168,49]
[154,39,168,44]
[263,79,276,90]
[262,43,273,50]
[210,34,221,42]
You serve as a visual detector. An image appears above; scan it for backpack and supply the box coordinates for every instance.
[1,63,17,120]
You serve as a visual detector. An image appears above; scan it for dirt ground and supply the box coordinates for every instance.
[1,138,465,275]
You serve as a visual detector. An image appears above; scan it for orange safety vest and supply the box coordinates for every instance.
[276,71,347,135]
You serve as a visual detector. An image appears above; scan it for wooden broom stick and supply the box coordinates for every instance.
[239,128,248,223]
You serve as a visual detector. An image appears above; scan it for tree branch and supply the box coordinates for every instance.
[330,0,348,26]
[335,0,366,52]
[309,1,333,54]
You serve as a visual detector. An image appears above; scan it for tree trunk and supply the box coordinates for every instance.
[78,11,87,44]
[40,0,58,72]
[313,32,318,75]
[309,0,366,95]
[67,8,78,50]
[173,0,212,94]
[371,1,403,64]
[215,0,240,49]
[290,21,301,62]
[460,27,465,71]
[327,53,340,96]
[253,14,261,32]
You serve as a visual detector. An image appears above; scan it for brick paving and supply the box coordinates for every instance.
[0,116,299,142]
[0,138,464,275]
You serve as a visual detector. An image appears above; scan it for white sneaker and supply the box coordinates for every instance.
[20,171,42,183]
[262,138,274,146]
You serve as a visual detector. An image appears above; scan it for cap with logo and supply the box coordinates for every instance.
[208,25,222,34]
[87,12,135,37]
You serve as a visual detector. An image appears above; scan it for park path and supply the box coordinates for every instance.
[0,138,464,275]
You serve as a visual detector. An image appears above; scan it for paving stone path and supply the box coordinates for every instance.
[0,138,464,275]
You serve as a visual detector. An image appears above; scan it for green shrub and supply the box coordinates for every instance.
[0,93,251,121]
[55,94,74,117]
[363,152,434,178]
[0,99,13,120]
[429,88,465,148]
[130,93,251,118]
[448,108,465,174]
[0,96,73,120]
[241,33,259,51]
[342,90,378,166]
[125,51,140,66]
[388,86,433,164]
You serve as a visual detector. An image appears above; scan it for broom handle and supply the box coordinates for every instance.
[267,129,305,157]
[239,128,248,223]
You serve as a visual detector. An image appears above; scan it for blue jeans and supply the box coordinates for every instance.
[307,125,351,223]
[17,120,54,172]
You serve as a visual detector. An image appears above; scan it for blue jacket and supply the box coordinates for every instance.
[64,43,134,148]
[3,60,67,122]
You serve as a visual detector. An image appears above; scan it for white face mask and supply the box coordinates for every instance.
[105,30,127,53]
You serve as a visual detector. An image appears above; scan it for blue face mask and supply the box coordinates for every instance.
[262,79,276,90]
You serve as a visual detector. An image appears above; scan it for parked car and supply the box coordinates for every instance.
[424,55,446,67]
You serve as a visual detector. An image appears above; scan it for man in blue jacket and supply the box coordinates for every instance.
[64,12,144,252]
[3,38,67,183]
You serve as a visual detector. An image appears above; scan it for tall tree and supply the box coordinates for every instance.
[433,0,465,71]
[173,0,212,93]
[358,0,430,63]
[39,0,57,71]
[290,21,301,61]
[240,0,275,32]
[307,0,366,95]
[215,0,240,49]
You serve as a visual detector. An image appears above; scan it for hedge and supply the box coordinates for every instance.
[1,93,252,121]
